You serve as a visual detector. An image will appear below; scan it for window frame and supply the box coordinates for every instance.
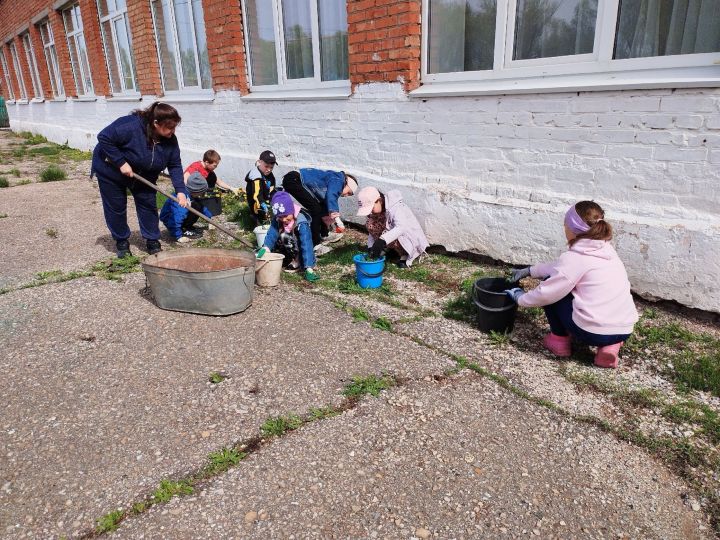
[8,41,28,101]
[149,0,213,96]
[0,48,16,101]
[420,0,720,92]
[61,3,95,97]
[20,32,44,100]
[97,0,139,96]
[240,0,350,94]
[37,20,65,99]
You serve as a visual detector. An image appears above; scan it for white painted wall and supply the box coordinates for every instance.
[6,83,720,312]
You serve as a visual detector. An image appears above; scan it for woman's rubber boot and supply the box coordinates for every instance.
[594,342,623,369]
[542,333,572,357]
[116,240,132,258]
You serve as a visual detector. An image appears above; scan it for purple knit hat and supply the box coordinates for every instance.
[271,191,295,218]
[564,203,591,234]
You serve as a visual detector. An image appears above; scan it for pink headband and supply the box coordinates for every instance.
[564,204,590,234]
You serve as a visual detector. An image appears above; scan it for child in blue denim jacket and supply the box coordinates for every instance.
[159,172,212,243]
[257,191,319,282]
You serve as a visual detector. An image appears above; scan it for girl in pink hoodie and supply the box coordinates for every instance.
[505,201,638,368]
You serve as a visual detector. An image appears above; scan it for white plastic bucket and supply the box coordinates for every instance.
[254,252,284,287]
[253,225,270,248]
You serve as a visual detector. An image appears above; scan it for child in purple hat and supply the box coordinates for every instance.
[256,191,320,282]
[504,201,638,368]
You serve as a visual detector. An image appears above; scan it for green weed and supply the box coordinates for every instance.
[261,414,303,437]
[45,228,58,238]
[208,371,226,384]
[206,447,246,474]
[17,179,30,185]
[8,168,20,177]
[131,502,147,514]
[92,255,141,280]
[156,192,168,208]
[674,351,720,398]
[342,374,395,398]
[0,213,7,218]
[317,243,363,267]
[11,147,26,159]
[58,142,92,161]
[350,307,371,322]
[0,176,8,188]
[223,195,255,231]
[309,406,341,420]
[151,479,193,504]
[28,145,60,156]
[39,165,67,182]
[372,316,393,331]
[19,131,48,145]
[95,510,123,533]
[488,330,511,345]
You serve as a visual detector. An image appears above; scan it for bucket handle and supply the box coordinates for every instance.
[356,267,385,279]
[472,298,517,313]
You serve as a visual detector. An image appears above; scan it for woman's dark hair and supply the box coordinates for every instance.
[133,102,181,140]
[569,200,612,246]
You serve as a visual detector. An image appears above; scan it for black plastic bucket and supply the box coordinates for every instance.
[472,277,518,334]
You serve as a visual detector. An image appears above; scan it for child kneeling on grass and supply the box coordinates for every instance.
[256,191,319,282]
[356,186,429,267]
[159,172,212,243]
[505,200,638,368]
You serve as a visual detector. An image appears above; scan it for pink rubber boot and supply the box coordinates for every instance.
[594,342,623,368]
[542,333,572,357]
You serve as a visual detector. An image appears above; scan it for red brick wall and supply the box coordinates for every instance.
[203,0,249,93]
[78,0,110,96]
[28,23,51,98]
[127,0,163,95]
[347,0,422,91]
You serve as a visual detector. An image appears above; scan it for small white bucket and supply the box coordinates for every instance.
[255,252,285,287]
[253,225,270,248]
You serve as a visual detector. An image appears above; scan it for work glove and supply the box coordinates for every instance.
[368,238,387,260]
[504,287,525,304]
[510,267,531,283]
[256,247,268,259]
[260,202,269,213]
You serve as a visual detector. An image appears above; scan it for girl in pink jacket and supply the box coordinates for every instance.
[506,201,638,368]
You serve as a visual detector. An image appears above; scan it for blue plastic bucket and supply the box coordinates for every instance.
[353,254,385,289]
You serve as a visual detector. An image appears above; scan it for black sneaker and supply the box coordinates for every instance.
[181,229,202,239]
[146,239,162,255]
[116,240,132,258]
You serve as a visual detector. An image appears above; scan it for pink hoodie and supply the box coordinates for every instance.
[518,239,638,335]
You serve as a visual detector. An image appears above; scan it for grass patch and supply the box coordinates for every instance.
[372,316,393,332]
[317,242,363,267]
[39,165,67,182]
[208,371,226,384]
[17,179,30,185]
[0,176,8,188]
[11,147,26,159]
[488,330,511,346]
[18,131,48,145]
[223,193,255,231]
[8,168,20,177]
[45,228,58,238]
[156,192,168,208]
[342,373,395,398]
[151,479,193,504]
[261,414,303,437]
[28,145,60,156]
[58,142,92,161]
[95,510,123,533]
[674,351,720,398]
[310,406,342,420]
[0,213,7,218]
[205,447,246,475]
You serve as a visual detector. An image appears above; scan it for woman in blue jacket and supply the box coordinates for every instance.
[91,102,185,257]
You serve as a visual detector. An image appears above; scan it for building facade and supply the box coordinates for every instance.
[1,0,719,312]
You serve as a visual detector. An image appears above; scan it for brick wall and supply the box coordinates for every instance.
[203,0,248,93]
[348,0,421,91]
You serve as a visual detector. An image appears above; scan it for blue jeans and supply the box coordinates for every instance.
[98,173,160,241]
[544,293,630,347]
[263,219,316,269]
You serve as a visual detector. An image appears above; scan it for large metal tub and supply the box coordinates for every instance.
[141,248,255,316]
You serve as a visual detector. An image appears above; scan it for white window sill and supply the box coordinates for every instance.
[5,100,16,104]
[30,97,45,103]
[160,92,215,104]
[49,97,67,102]
[70,96,98,102]
[106,95,142,102]
[242,86,351,101]
[15,99,29,105]
[412,67,720,97]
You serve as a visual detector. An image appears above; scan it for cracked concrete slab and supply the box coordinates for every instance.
[113,377,710,539]
[0,276,451,538]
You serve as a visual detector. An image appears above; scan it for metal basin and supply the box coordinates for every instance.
[141,248,255,316]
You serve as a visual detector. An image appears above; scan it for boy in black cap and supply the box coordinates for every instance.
[159,172,213,243]
[244,150,277,224]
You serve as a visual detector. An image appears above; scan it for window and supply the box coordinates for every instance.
[62,4,94,96]
[38,21,64,98]
[0,49,16,100]
[8,41,28,101]
[20,33,43,99]
[242,0,349,89]
[150,0,212,93]
[97,0,138,94]
[423,0,720,89]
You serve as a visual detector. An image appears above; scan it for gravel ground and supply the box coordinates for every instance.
[114,377,710,539]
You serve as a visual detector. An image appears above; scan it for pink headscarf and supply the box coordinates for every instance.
[564,204,590,234]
